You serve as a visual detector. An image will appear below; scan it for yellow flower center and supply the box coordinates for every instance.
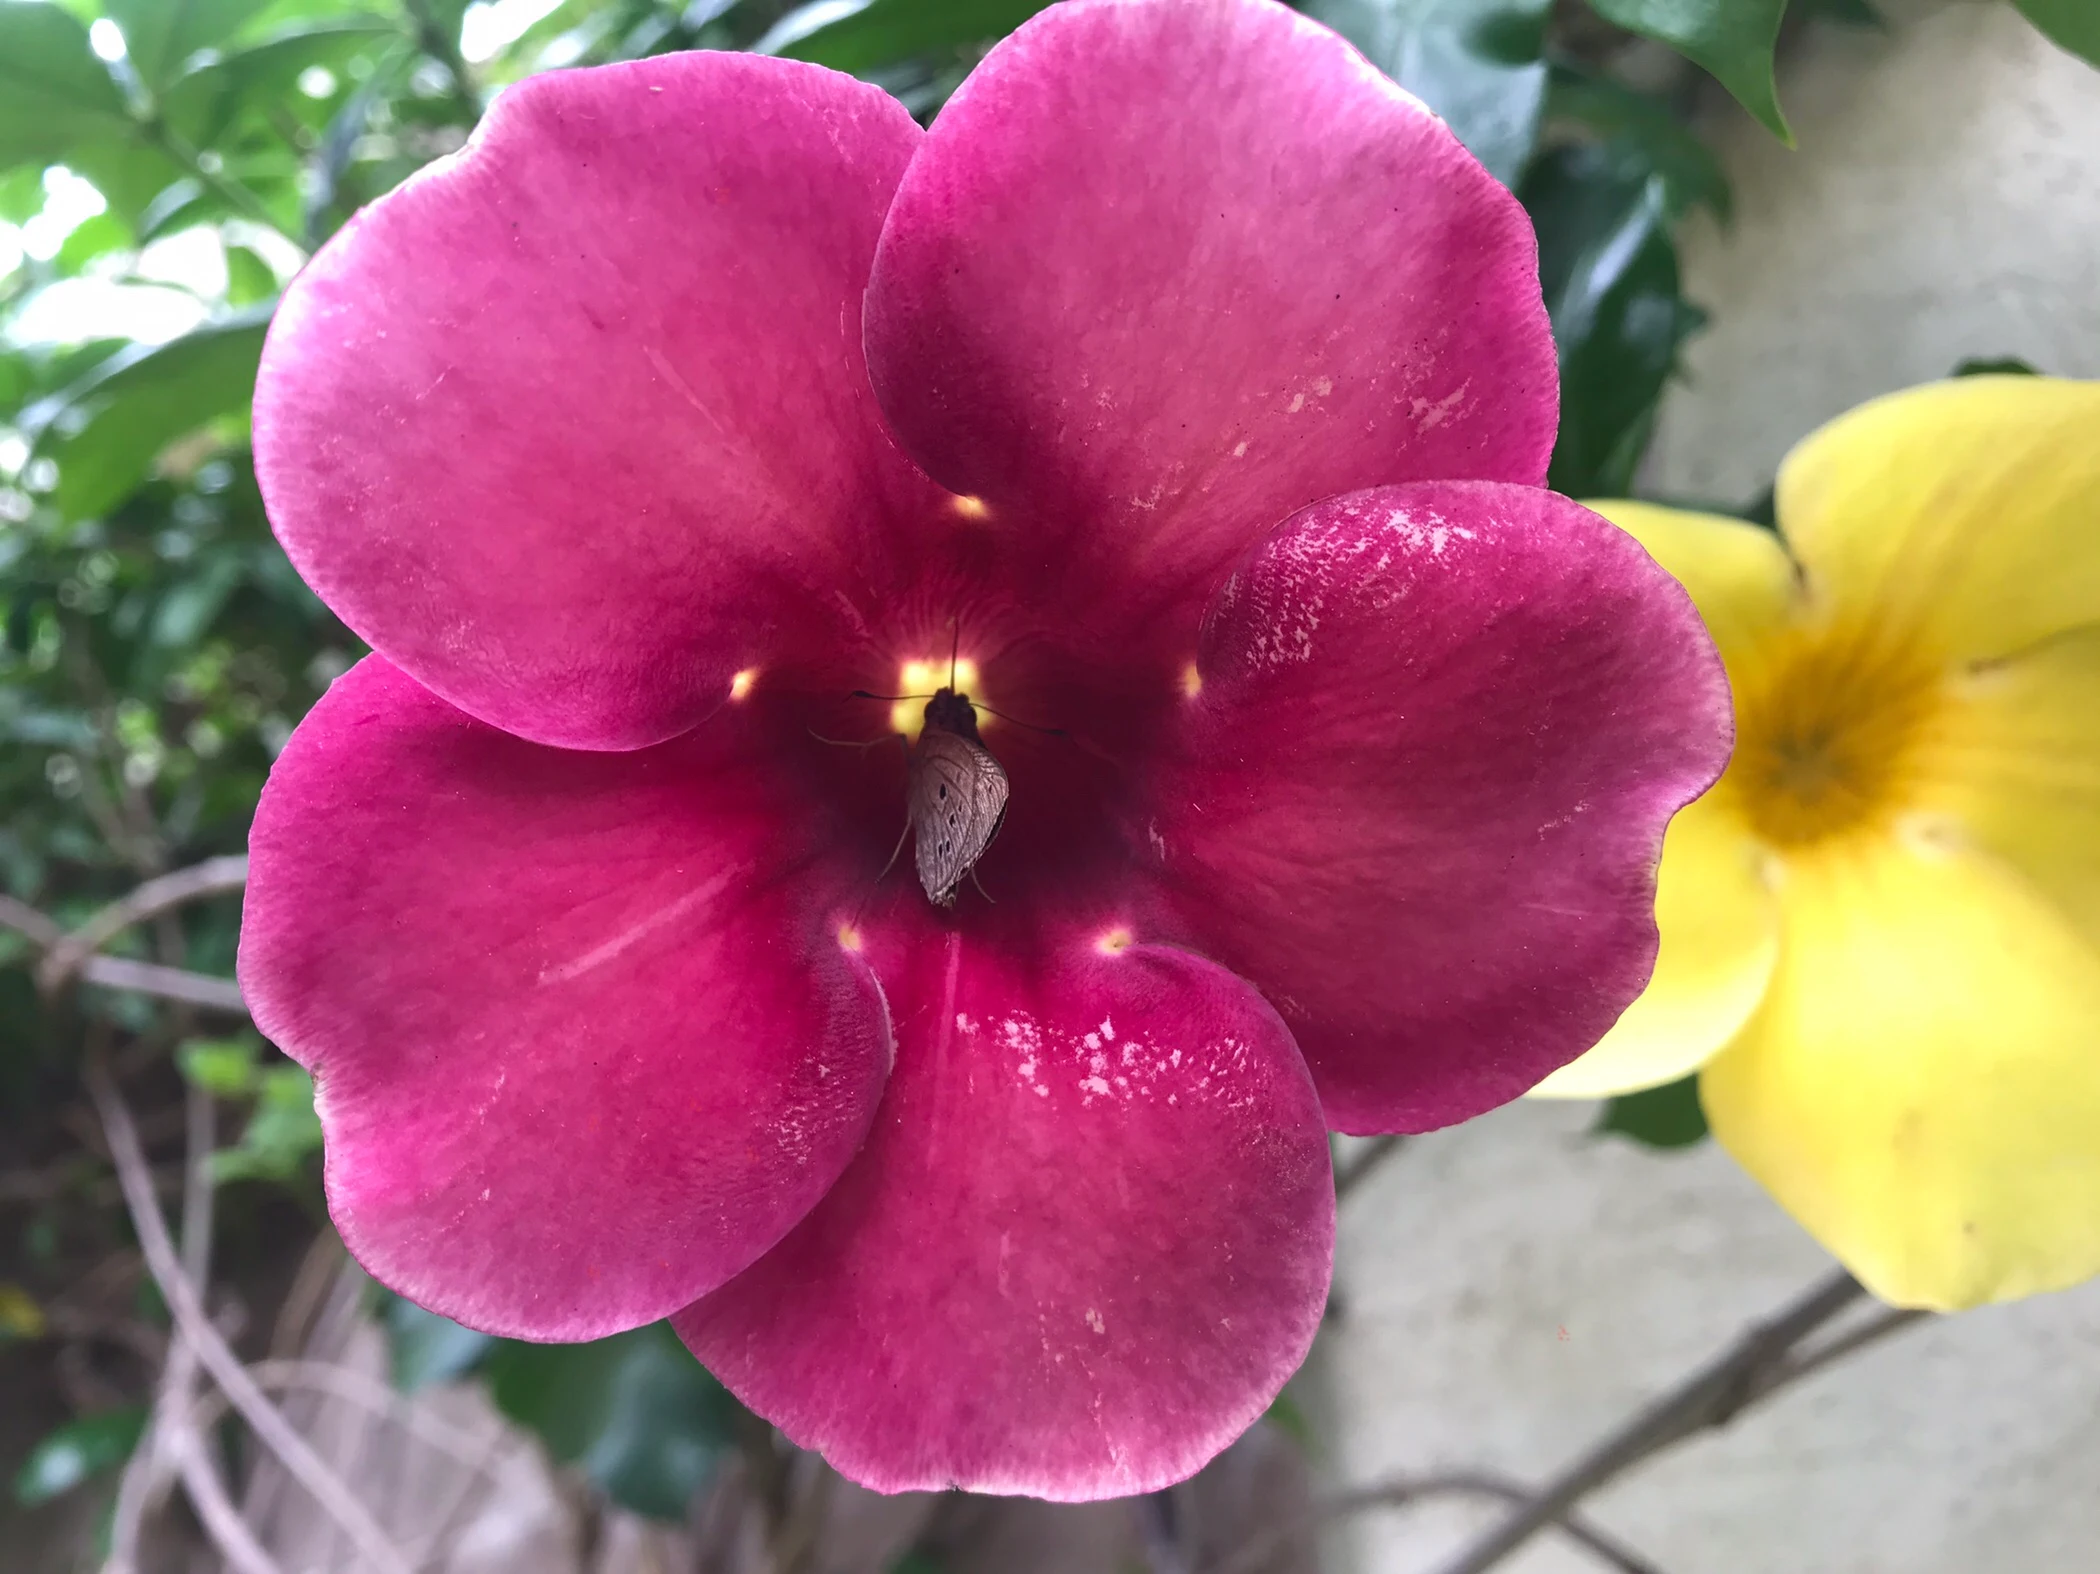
[1732,628,1942,849]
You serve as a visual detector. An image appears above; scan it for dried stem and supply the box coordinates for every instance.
[1431,1269,1929,1574]
[166,1424,286,1574]
[87,1053,413,1574]
[77,955,247,1011]
[2,886,247,1012]
[38,855,249,992]
[1207,1471,1666,1574]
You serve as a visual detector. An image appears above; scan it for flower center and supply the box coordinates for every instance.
[891,657,982,738]
[1732,627,1941,849]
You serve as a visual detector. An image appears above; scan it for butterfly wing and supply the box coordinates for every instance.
[910,728,1010,906]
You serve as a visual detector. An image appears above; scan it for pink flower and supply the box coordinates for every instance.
[242,0,1728,1499]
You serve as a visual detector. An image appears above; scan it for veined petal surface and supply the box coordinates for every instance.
[677,905,1333,1500]
[1915,624,2100,951]
[1145,482,1731,1131]
[1776,377,2100,662]
[240,659,892,1339]
[255,54,939,750]
[1703,835,2100,1310]
[865,0,1557,617]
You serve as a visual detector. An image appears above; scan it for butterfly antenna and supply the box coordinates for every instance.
[851,689,934,703]
[972,704,1066,736]
[947,618,961,690]
[807,726,900,750]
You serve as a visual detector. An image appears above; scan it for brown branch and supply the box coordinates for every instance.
[86,1054,413,1574]
[1430,1269,1930,1574]
[166,1424,285,1574]
[77,955,247,1012]
[1749,1305,1930,1400]
[1206,1471,1664,1574]
[38,855,249,992]
[4,859,249,1012]
[0,893,65,949]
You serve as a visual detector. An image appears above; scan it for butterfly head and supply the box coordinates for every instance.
[922,687,984,742]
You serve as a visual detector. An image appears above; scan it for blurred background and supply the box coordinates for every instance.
[1,0,2095,1571]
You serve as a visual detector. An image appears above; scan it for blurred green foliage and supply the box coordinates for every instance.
[1594,1073,1709,1150]
[2016,0,2100,66]
[12,1404,146,1505]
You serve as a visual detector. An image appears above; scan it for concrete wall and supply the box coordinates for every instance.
[1324,5,2100,1570]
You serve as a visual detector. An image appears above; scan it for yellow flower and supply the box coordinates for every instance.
[1536,376,2100,1311]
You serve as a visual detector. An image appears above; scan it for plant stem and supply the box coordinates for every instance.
[1431,1268,1927,1574]
[145,122,290,238]
[87,1053,414,1574]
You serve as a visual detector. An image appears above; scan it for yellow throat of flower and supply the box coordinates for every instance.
[1731,625,1943,850]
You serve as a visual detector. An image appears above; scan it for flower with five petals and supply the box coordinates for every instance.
[242,0,1728,1496]
[1540,376,2100,1312]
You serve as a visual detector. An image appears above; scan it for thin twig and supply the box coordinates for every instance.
[411,1428,513,1574]
[0,893,65,949]
[38,855,249,992]
[167,1424,285,1574]
[184,1359,497,1467]
[1430,1269,1887,1574]
[5,871,248,1012]
[77,955,245,1011]
[1205,1472,1664,1574]
[86,1053,414,1574]
[1750,1306,1930,1401]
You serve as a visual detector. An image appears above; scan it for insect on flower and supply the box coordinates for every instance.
[852,637,1014,908]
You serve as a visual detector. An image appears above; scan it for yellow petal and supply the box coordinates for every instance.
[1703,834,2100,1309]
[1589,500,1799,679]
[1914,624,2100,950]
[1530,789,1778,1097]
[1776,377,2100,661]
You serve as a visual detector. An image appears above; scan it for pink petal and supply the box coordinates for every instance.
[865,0,1555,610]
[1147,482,1731,1133]
[254,55,941,751]
[238,658,892,1339]
[675,906,1334,1500]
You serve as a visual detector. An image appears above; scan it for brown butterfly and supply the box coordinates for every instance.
[908,686,1010,908]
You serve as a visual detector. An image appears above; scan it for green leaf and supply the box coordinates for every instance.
[52,208,134,276]
[382,1295,497,1393]
[106,0,279,91]
[1593,1073,1709,1148]
[212,1064,322,1181]
[2016,0,2100,67]
[1585,0,1792,142]
[177,1032,261,1096]
[1545,70,1732,222]
[1953,354,2040,378]
[62,140,190,229]
[23,305,271,522]
[222,241,276,304]
[1794,0,1880,25]
[1526,144,1704,497]
[486,1323,740,1521]
[13,1408,148,1505]
[161,20,399,150]
[760,0,1050,75]
[0,3,132,170]
[1300,0,1553,185]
